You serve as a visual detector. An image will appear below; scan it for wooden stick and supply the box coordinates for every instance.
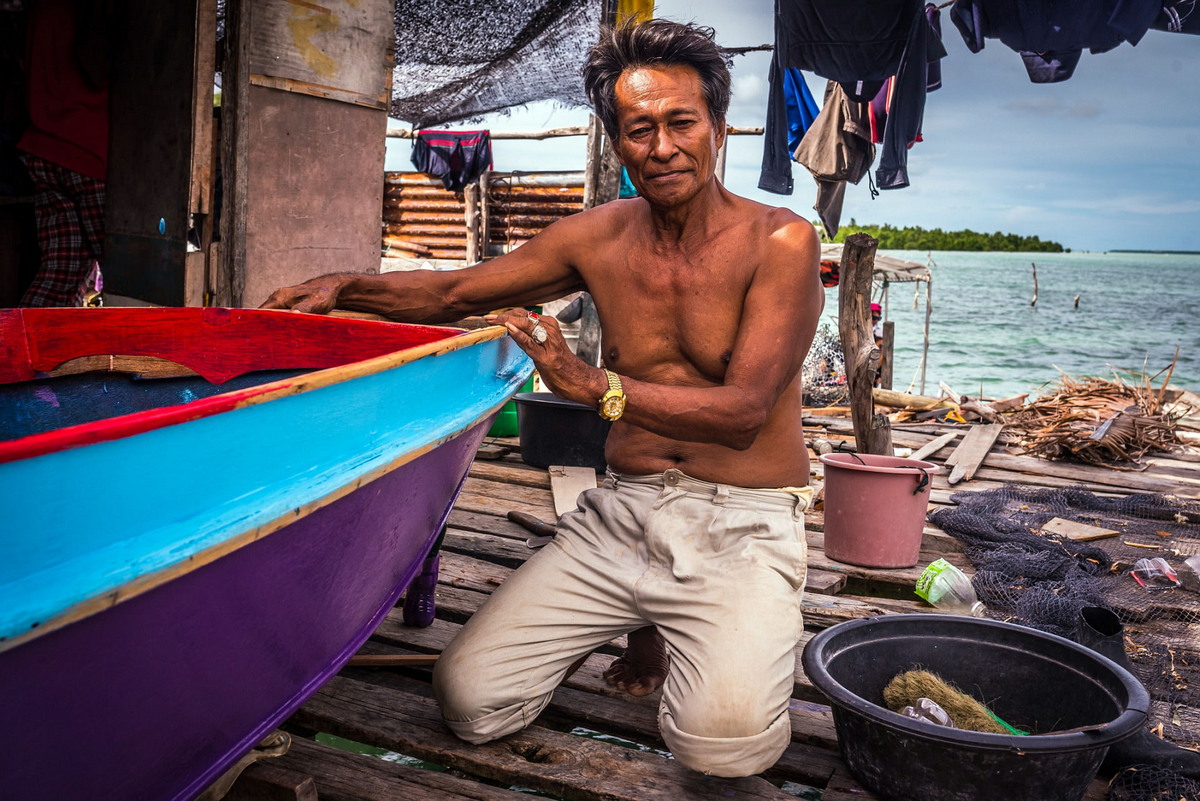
[1030,262,1038,307]
[911,431,959,461]
[872,387,958,411]
[346,654,439,667]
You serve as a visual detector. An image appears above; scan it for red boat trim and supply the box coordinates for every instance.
[0,324,509,464]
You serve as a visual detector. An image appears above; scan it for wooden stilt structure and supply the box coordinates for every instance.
[838,233,893,455]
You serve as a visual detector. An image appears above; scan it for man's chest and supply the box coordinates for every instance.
[588,254,754,380]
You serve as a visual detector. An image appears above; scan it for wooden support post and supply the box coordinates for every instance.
[464,183,481,263]
[582,115,620,209]
[579,114,620,365]
[880,320,894,390]
[478,171,492,259]
[1030,261,1039,307]
[838,233,892,455]
[576,294,602,367]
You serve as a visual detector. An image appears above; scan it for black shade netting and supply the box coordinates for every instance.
[391,0,601,128]
[928,484,1200,797]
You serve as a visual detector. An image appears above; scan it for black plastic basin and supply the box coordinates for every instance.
[513,392,611,471]
[801,614,1150,801]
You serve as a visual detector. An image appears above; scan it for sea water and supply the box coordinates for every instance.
[824,250,1200,400]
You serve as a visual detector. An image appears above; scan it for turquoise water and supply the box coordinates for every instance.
[830,251,1200,400]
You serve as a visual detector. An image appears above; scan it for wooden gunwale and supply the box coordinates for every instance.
[0,325,516,654]
[0,324,509,464]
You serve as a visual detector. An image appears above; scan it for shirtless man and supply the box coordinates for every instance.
[262,19,823,777]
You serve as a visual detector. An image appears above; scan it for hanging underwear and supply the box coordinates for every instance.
[411,130,493,192]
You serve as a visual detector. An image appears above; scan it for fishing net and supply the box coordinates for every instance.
[1106,765,1200,801]
[391,0,601,128]
[803,323,848,408]
[929,485,1200,800]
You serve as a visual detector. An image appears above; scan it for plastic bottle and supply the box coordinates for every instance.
[899,697,956,728]
[915,558,986,616]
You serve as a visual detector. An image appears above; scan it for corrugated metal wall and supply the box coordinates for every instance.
[382,171,585,262]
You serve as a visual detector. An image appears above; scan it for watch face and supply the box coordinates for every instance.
[602,396,624,418]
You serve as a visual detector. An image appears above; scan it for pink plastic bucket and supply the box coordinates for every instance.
[819,453,941,568]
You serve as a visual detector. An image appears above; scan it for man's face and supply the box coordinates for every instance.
[612,64,725,207]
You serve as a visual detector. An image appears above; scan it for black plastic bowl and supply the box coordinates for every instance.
[513,392,611,471]
[801,614,1150,801]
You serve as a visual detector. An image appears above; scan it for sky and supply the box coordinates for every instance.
[386,1,1200,253]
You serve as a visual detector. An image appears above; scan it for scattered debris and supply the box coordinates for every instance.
[1000,371,1184,467]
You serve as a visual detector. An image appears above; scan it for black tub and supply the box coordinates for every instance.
[801,614,1150,801]
[514,392,611,471]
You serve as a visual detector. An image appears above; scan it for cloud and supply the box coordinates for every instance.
[1063,195,1200,216]
[1002,96,1103,117]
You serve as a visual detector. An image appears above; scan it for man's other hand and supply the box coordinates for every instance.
[259,275,345,314]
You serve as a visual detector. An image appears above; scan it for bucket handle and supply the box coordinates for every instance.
[845,453,930,496]
[840,453,931,496]
[909,466,930,495]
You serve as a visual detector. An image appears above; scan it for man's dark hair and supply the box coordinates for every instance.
[583,19,732,141]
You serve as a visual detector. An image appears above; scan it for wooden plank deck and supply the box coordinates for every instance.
[229,419,1200,801]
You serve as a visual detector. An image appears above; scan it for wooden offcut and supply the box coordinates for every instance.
[945,424,1004,485]
[1041,517,1119,542]
[549,465,598,517]
[911,431,959,461]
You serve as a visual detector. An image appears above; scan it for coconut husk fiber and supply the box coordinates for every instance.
[882,669,1017,735]
[1000,370,1183,467]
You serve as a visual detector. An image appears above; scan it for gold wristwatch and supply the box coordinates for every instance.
[598,369,627,421]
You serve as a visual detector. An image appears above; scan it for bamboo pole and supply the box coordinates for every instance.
[385,125,763,140]
[920,276,932,395]
[838,233,893,455]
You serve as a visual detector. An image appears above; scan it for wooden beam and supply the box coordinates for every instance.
[838,234,892,455]
[218,0,251,306]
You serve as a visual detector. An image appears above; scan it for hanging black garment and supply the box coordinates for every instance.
[411,130,493,192]
[760,0,944,196]
[950,0,1162,83]
[1155,1,1200,34]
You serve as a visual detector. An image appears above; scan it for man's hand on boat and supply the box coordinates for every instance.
[484,308,594,399]
[259,274,345,315]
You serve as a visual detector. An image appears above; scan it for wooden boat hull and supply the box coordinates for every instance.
[0,308,532,800]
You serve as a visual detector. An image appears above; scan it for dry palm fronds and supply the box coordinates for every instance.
[1001,368,1183,467]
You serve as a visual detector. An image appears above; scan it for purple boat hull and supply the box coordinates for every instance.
[3,420,486,801]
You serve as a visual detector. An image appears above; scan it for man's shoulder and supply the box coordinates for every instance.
[726,192,816,239]
[754,203,820,258]
[557,197,642,236]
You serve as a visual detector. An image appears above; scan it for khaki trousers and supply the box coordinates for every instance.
[432,468,811,777]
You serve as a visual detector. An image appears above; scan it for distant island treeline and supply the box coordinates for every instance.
[820,221,1065,252]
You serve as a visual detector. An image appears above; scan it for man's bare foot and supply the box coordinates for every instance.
[603,625,669,697]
